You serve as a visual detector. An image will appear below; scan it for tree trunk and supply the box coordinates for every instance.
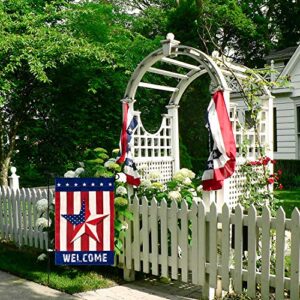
[195,0,203,12]
[0,117,18,187]
[0,157,10,186]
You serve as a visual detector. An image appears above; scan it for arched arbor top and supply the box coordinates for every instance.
[124,33,272,108]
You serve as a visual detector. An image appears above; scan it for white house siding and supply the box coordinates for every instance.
[268,44,300,160]
[274,97,297,160]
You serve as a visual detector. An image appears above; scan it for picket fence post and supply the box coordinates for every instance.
[247,204,257,297]
[275,207,286,300]
[290,208,300,300]
[221,203,230,291]
[141,196,149,274]
[261,206,271,299]
[124,194,135,281]
[170,199,178,280]
[9,167,19,191]
[160,198,168,278]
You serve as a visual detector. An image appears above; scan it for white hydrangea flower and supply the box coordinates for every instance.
[104,159,120,170]
[141,179,152,188]
[168,191,182,201]
[121,222,129,230]
[64,170,76,178]
[104,158,116,167]
[36,198,48,213]
[116,173,126,183]
[182,177,192,185]
[151,182,164,191]
[75,167,84,176]
[116,186,127,196]
[180,168,195,179]
[173,172,185,182]
[36,217,51,229]
[37,253,47,261]
[148,171,161,181]
[196,185,203,192]
[112,149,120,154]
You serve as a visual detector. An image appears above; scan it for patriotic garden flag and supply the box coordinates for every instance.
[116,102,141,186]
[55,178,114,265]
[202,90,236,191]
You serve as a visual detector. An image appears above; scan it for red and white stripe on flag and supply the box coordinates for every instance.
[55,178,114,265]
[116,102,130,164]
[202,90,236,191]
[116,101,141,186]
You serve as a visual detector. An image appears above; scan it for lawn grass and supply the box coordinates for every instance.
[0,240,123,294]
[274,188,300,218]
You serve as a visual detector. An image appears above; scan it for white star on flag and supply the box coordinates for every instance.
[62,201,108,243]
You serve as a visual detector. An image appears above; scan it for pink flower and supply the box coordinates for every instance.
[277,169,282,176]
[267,178,275,184]
[279,184,283,190]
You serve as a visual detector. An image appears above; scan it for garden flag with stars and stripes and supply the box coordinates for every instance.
[116,101,141,186]
[202,90,236,191]
[55,177,114,265]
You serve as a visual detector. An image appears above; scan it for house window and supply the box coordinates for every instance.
[273,107,277,152]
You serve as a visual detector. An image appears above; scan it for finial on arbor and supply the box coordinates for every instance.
[212,50,220,59]
[161,33,180,56]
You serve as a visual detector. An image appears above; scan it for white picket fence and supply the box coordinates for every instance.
[1,186,299,299]
[0,185,53,249]
[118,196,300,299]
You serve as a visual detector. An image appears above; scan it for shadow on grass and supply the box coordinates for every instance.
[0,241,123,294]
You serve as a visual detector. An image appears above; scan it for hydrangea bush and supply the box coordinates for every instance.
[137,167,202,208]
[35,197,54,261]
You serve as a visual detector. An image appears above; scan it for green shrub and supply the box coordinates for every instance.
[275,160,300,189]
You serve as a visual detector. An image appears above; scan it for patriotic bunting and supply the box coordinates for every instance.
[116,102,141,186]
[202,90,236,191]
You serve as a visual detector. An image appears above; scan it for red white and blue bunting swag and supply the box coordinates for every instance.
[202,90,236,191]
[116,102,141,186]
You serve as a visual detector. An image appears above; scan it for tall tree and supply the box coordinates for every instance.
[0,0,159,185]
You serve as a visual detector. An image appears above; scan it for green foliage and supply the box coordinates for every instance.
[179,75,211,173]
[0,0,160,186]
[83,148,116,178]
[264,0,300,50]
[179,140,193,170]
[236,69,286,213]
[2,0,299,189]
[238,157,281,213]
[275,160,300,189]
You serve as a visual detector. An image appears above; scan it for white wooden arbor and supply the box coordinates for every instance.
[122,34,273,209]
